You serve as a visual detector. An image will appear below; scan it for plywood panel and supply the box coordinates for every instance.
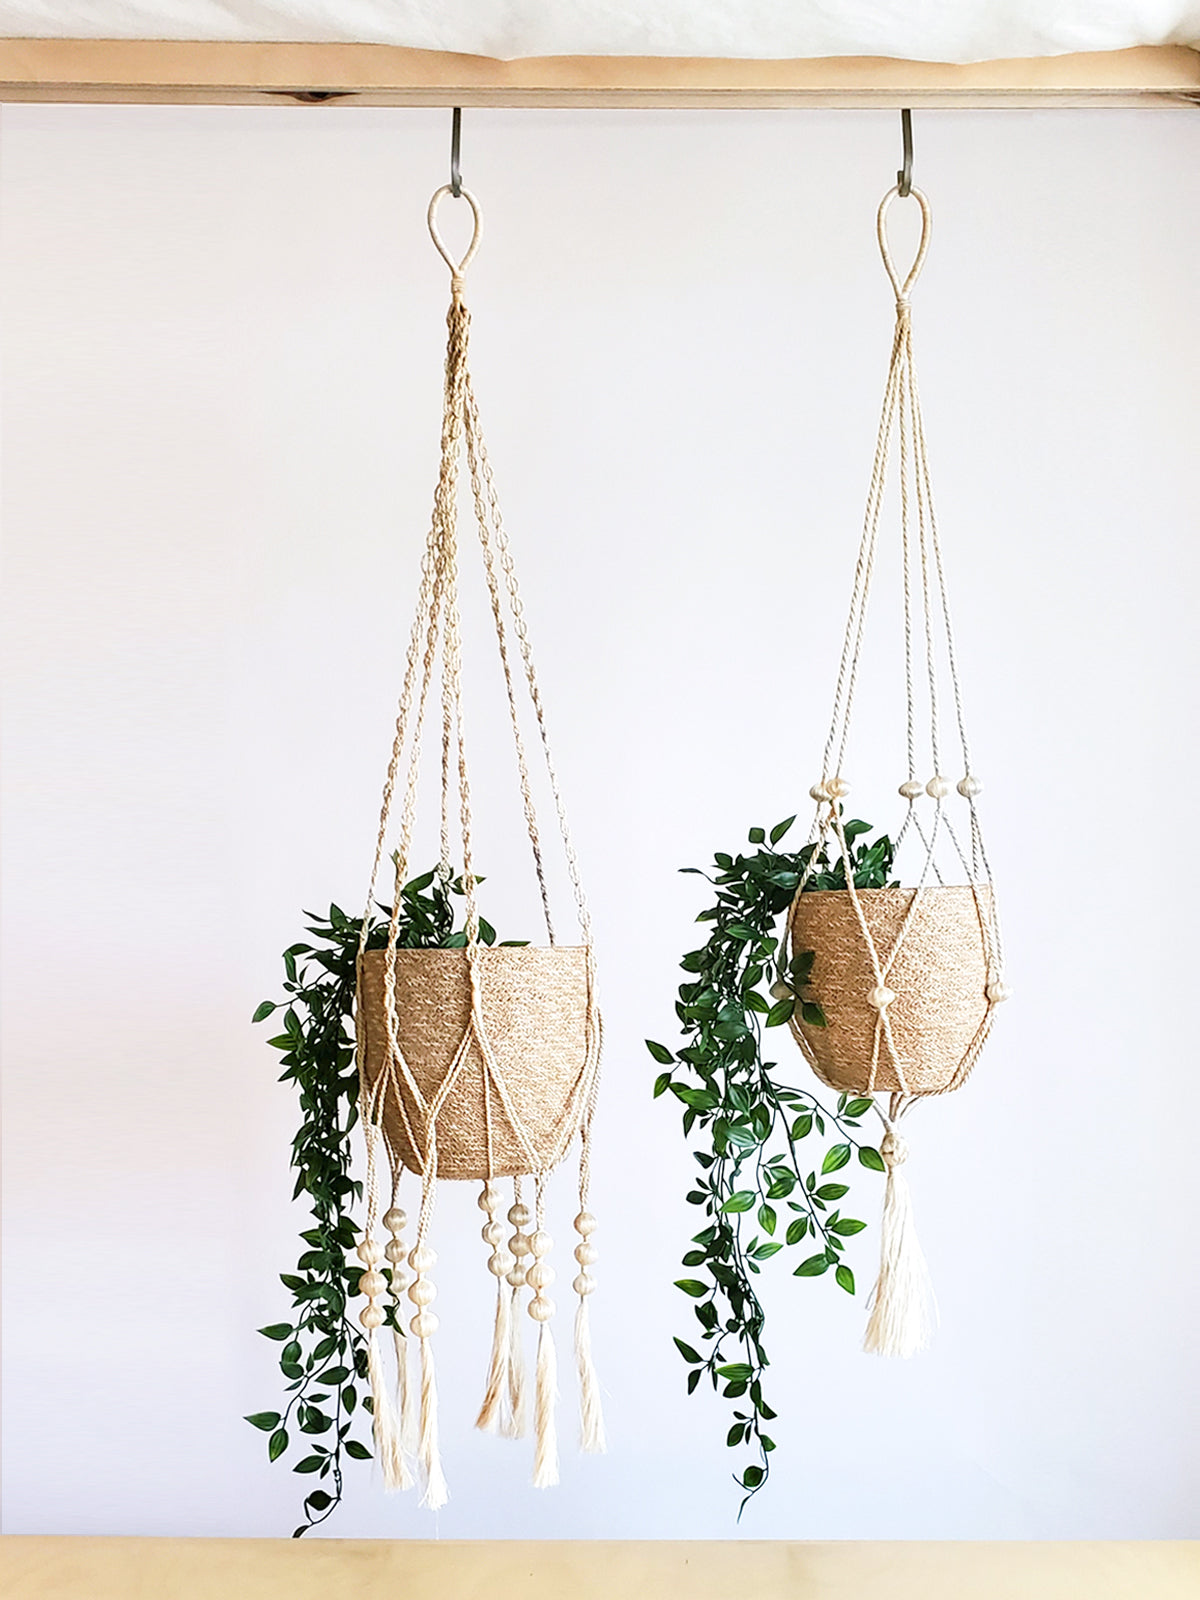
[2,1538,1199,1600]
[0,40,1196,106]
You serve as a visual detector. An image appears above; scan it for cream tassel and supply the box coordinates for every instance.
[863,1129,937,1358]
[532,1319,559,1488]
[384,1206,417,1480]
[357,1231,407,1490]
[475,1181,516,1434]
[504,1194,532,1438]
[408,1238,448,1510]
[393,1327,418,1461]
[527,1225,558,1488]
[572,1209,605,1453]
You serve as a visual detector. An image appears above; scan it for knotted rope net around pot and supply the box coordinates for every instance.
[783,181,1009,1359]
[352,182,603,1509]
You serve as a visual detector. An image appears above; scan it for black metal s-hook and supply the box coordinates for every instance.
[450,106,463,197]
[898,108,913,197]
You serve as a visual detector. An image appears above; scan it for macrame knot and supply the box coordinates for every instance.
[880,1130,909,1168]
[894,298,912,328]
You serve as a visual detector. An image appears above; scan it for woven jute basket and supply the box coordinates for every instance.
[786,885,992,1096]
[358,944,593,1181]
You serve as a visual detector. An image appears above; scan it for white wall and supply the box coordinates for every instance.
[1,103,1198,1541]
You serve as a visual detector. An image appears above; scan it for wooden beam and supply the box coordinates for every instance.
[0,40,1196,108]
[3,1538,1200,1600]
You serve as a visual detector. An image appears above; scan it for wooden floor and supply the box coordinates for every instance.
[1,1538,1197,1599]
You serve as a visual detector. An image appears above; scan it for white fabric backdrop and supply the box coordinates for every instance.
[0,2,1198,60]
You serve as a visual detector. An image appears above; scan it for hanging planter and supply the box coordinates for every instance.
[248,168,604,1530]
[651,160,1007,1507]
[349,179,606,1510]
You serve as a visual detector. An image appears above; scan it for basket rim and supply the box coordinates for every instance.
[360,942,591,959]
[795,883,989,901]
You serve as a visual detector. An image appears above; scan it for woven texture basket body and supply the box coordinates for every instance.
[359,945,592,1181]
[787,885,992,1096]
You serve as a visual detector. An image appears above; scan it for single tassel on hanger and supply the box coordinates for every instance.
[863,1129,937,1358]
[527,1225,559,1488]
[408,1239,448,1509]
[475,1182,516,1434]
[384,1204,417,1476]
[358,1240,406,1490]
[504,1192,532,1438]
[572,1209,606,1454]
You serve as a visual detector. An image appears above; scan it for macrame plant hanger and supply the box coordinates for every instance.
[785,115,1009,1358]
[351,121,604,1510]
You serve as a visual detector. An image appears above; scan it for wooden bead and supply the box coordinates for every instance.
[359,1304,385,1331]
[477,1183,500,1212]
[574,1241,599,1267]
[506,1262,528,1289]
[527,1296,556,1323]
[529,1229,553,1259]
[526,1261,555,1292]
[868,985,896,1011]
[410,1311,439,1340]
[482,1220,506,1248]
[488,1250,515,1278]
[408,1244,436,1274]
[408,1277,437,1308]
[384,1238,406,1264]
[507,1202,531,1229]
[899,779,924,800]
[358,1270,387,1298]
[510,1232,531,1259]
[828,776,850,799]
[356,1238,381,1267]
[573,1273,597,1298]
[809,781,832,803]
[986,980,1012,1004]
[926,775,951,799]
[382,1207,406,1233]
[574,1211,597,1237]
[957,775,983,798]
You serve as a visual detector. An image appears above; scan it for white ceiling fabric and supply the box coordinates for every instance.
[0,1,1198,60]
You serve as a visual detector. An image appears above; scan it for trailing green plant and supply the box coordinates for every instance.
[246,868,517,1536]
[648,814,897,1512]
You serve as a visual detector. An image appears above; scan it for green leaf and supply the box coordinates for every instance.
[753,1242,783,1260]
[305,1490,333,1512]
[653,1072,672,1098]
[258,1324,293,1342]
[844,1097,874,1117]
[294,1455,324,1474]
[675,1279,708,1298]
[765,997,795,1027]
[821,1143,851,1174]
[800,1001,828,1028]
[742,1466,764,1489]
[835,1264,856,1294]
[794,1253,830,1277]
[757,1204,776,1236]
[814,1183,849,1201]
[785,1217,809,1245]
[673,1338,702,1364]
[859,1146,886,1172]
[717,1364,753,1382]
[769,816,796,845]
[720,1191,757,1214]
[831,1218,867,1236]
[252,1001,277,1023]
[646,1040,675,1065]
[268,1428,289,1462]
[245,1412,281,1432]
[344,1439,371,1460]
[748,827,765,845]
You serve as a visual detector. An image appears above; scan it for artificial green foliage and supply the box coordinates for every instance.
[249,869,517,1536]
[649,815,896,1511]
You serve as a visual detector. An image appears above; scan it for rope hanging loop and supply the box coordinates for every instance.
[876,183,933,307]
[427,182,483,288]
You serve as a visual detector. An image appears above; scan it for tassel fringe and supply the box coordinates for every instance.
[505,1280,528,1439]
[573,1296,606,1454]
[393,1326,418,1463]
[367,1329,409,1491]
[531,1318,559,1488]
[863,1132,937,1359]
[475,1273,511,1435]
[417,1333,449,1510]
